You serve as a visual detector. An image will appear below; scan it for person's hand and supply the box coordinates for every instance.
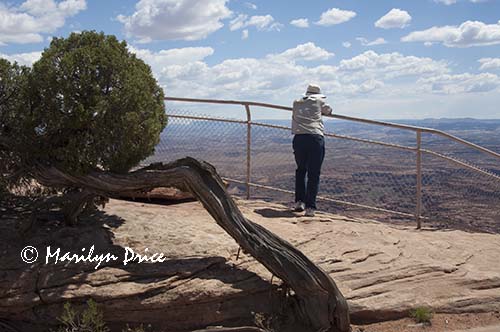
[322,104,333,116]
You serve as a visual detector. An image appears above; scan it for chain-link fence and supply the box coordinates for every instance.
[142,98,500,232]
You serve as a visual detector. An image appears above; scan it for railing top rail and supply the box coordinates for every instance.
[165,97,292,111]
[164,97,431,130]
[164,96,500,159]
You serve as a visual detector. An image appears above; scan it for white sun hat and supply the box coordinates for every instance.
[304,84,325,97]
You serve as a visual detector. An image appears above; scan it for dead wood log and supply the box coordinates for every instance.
[30,157,350,332]
[61,189,96,225]
[191,328,267,332]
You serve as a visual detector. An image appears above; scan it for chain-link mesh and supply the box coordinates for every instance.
[144,103,500,232]
[421,132,500,175]
[324,137,417,215]
[249,123,418,217]
[327,121,418,147]
[421,132,500,233]
[142,109,248,185]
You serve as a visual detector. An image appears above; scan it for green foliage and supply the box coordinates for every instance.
[0,58,29,189]
[23,31,166,174]
[56,299,109,332]
[410,306,433,324]
[0,59,28,132]
[54,300,155,332]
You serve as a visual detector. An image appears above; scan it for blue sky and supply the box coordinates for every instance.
[1,0,500,119]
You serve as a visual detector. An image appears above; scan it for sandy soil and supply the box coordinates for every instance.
[352,312,500,332]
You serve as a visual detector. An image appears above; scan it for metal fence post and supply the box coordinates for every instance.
[245,104,252,199]
[416,130,422,229]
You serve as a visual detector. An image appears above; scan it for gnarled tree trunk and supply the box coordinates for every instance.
[192,328,267,332]
[30,157,350,332]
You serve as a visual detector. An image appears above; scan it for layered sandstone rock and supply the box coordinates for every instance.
[1,197,499,331]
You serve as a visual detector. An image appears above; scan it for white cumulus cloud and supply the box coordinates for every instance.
[145,45,498,118]
[229,14,282,31]
[434,0,457,4]
[155,47,452,101]
[339,51,449,80]
[356,37,387,46]
[418,73,500,94]
[290,18,309,28]
[270,42,334,62]
[359,79,385,93]
[315,8,356,26]
[244,2,257,10]
[117,0,232,42]
[402,20,500,47]
[375,8,411,29]
[241,29,249,40]
[0,50,42,66]
[478,58,500,70]
[434,0,489,5]
[0,0,86,45]
[129,46,214,74]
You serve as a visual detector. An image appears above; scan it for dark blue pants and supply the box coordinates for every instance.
[293,134,325,209]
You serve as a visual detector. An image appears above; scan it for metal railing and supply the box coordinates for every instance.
[144,97,500,230]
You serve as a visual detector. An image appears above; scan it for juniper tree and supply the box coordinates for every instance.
[25,31,166,175]
[0,58,29,191]
[0,31,166,215]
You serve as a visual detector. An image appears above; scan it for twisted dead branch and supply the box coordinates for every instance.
[29,157,350,332]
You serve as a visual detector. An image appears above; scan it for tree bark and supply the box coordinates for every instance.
[30,157,350,332]
[192,328,267,332]
[61,189,96,225]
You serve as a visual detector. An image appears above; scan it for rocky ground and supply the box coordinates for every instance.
[0,194,499,331]
[352,312,500,332]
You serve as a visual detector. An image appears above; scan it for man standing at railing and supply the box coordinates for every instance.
[292,84,332,217]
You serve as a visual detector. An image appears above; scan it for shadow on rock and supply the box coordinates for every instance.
[0,195,281,332]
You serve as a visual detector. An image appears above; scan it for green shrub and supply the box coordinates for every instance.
[54,300,155,332]
[22,31,166,175]
[0,58,29,189]
[410,306,433,324]
[56,299,109,332]
[0,58,28,138]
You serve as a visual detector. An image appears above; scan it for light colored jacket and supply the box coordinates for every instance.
[292,95,332,136]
